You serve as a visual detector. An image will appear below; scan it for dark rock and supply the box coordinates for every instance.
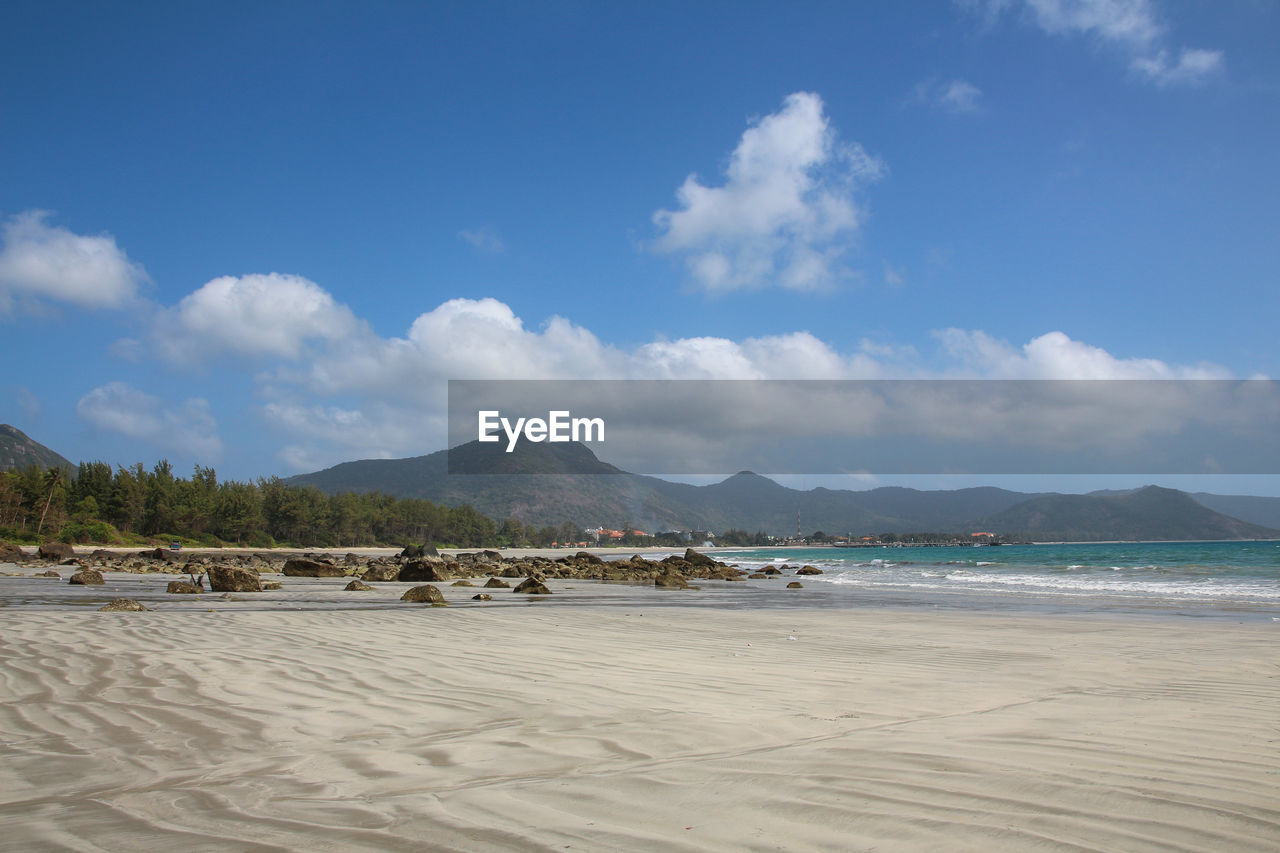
[655,570,690,589]
[748,572,768,579]
[69,570,104,585]
[400,544,424,558]
[34,570,60,578]
[480,549,503,562]
[795,566,823,575]
[574,550,604,564]
[166,580,202,594]
[208,565,262,592]
[787,582,803,589]
[762,567,782,575]
[39,542,75,560]
[98,598,148,612]
[684,548,716,567]
[283,558,346,578]
[400,559,451,582]
[471,593,493,601]
[513,576,552,594]
[451,580,475,586]
[344,579,374,591]
[137,547,180,563]
[261,581,282,590]
[484,577,511,588]
[90,549,122,560]
[499,565,525,578]
[401,584,446,604]
[361,564,401,582]
[0,542,28,562]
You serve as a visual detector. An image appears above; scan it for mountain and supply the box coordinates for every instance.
[979,486,1278,541]
[288,441,1280,541]
[1190,493,1280,531]
[0,425,73,472]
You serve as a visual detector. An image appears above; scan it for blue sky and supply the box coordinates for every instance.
[2,0,1278,493]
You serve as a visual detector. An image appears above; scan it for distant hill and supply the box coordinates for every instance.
[0,425,73,472]
[1190,493,1280,531]
[980,486,1278,541]
[288,441,1280,541]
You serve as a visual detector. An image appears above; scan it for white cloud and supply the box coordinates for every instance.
[914,78,984,114]
[966,0,1223,86]
[1131,48,1223,86]
[76,382,223,458]
[0,211,148,313]
[1021,0,1161,47]
[933,328,1232,378]
[652,92,884,292]
[155,272,363,362]
[458,226,506,254]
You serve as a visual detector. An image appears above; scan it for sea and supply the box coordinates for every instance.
[4,541,1278,621]
[704,540,1280,621]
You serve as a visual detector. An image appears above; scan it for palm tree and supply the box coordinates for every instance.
[36,468,64,535]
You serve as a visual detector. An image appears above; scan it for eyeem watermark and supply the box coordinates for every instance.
[478,410,605,452]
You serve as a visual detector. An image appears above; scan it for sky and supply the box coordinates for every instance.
[2,0,1278,494]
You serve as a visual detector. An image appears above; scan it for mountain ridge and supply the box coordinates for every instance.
[0,425,74,472]
[287,440,1280,541]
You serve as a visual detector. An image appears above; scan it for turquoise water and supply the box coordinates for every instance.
[713,540,1280,608]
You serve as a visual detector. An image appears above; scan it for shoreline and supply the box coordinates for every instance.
[2,604,1277,851]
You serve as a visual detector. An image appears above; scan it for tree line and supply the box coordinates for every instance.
[0,460,583,549]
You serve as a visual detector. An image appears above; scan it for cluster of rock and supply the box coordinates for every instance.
[5,542,833,601]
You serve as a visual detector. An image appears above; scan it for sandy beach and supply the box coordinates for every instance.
[2,588,1278,852]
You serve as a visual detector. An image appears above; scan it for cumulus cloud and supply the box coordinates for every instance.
[652,92,884,292]
[155,272,363,362]
[966,0,1223,86]
[76,382,223,458]
[132,268,1242,471]
[933,328,1232,378]
[0,211,148,313]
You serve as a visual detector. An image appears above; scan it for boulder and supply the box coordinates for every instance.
[98,598,148,612]
[137,547,181,563]
[748,572,768,579]
[574,550,604,564]
[39,542,75,560]
[484,577,511,588]
[684,548,716,567]
[0,542,28,562]
[513,576,552,595]
[282,558,346,578]
[787,582,803,589]
[69,570,105,585]
[261,581,282,590]
[361,564,401,582]
[655,570,690,589]
[208,565,262,592]
[344,579,374,591]
[762,567,782,575]
[401,584,446,604]
[451,580,475,586]
[166,580,202,594]
[400,544,441,559]
[400,559,450,582]
[471,593,493,601]
[34,570,60,578]
[795,566,823,575]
